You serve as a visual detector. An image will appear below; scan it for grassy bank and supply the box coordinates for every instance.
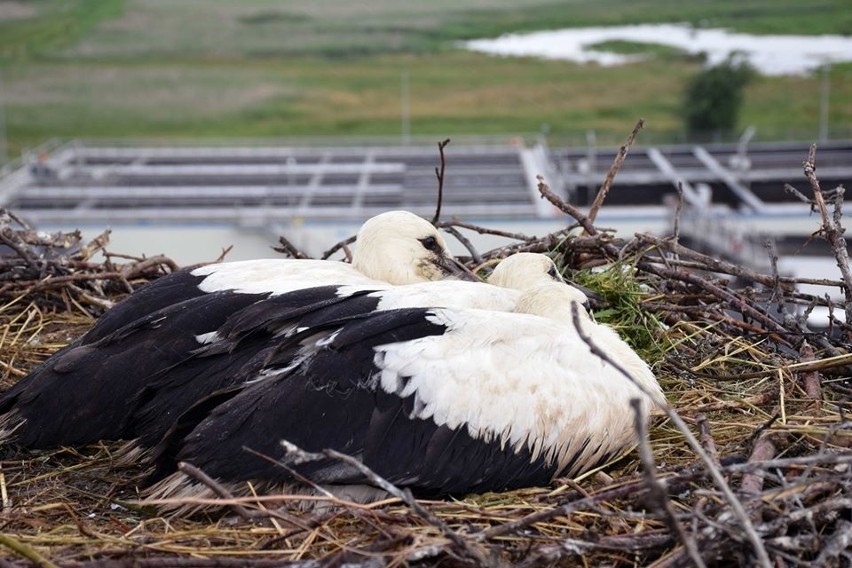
[1,0,851,155]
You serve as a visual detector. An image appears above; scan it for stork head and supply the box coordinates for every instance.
[488,252,565,289]
[352,211,477,285]
[489,253,592,308]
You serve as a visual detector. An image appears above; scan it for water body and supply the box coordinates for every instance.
[464,24,852,75]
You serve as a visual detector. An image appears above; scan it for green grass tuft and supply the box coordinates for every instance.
[569,261,669,363]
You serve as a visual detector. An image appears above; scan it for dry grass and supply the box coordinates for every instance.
[0,141,851,566]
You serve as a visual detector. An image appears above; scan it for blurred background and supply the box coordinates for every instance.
[0,0,850,270]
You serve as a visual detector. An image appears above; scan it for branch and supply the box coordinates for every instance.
[0,534,58,568]
[631,398,706,568]
[432,138,451,226]
[320,235,357,261]
[441,226,483,265]
[272,234,311,259]
[587,118,644,226]
[537,176,599,238]
[803,144,852,336]
[177,462,255,521]
[281,441,492,567]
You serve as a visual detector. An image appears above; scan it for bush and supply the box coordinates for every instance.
[683,54,755,137]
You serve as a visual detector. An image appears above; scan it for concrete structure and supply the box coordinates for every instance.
[0,139,849,266]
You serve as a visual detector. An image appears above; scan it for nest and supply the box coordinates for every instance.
[0,132,850,568]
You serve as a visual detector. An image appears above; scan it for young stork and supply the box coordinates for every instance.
[0,211,476,448]
[145,275,663,506]
[121,253,588,451]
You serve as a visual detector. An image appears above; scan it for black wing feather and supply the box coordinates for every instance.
[0,290,266,448]
[171,308,565,497]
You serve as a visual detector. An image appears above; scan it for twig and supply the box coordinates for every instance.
[442,226,483,265]
[631,398,706,568]
[784,183,812,205]
[320,235,357,261]
[587,118,644,226]
[281,441,491,567]
[568,303,772,568]
[802,144,852,334]
[0,534,58,568]
[431,138,451,226]
[478,476,651,540]
[633,233,795,291]
[440,218,534,242]
[537,176,599,238]
[0,227,40,268]
[672,182,685,241]
[798,341,823,410]
[816,519,852,565]
[696,414,720,467]
[119,255,179,279]
[740,432,778,495]
[638,261,793,342]
[272,235,310,259]
[177,462,254,521]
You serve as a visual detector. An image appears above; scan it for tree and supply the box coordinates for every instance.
[683,54,755,138]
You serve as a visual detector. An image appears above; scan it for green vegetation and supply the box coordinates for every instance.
[683,56,756,137]
[0,0,850,156]
[585,40,699,63]
[569,261,668,361]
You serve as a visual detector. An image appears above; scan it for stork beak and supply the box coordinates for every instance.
[570,283,605,307]
[435,255,480,281]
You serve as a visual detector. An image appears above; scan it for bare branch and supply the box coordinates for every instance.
[803,144,852,337]
[587,118,644,226]
[280,441,492,567]
[631,398,706,568]
[431,138,451,226]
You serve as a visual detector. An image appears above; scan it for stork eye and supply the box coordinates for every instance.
[420,236,440,252]
[547,265,560,280]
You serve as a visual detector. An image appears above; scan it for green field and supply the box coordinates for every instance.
[1,0,851,157]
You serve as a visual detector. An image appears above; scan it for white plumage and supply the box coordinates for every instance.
[0,210,476,448]
[146,267,662,505]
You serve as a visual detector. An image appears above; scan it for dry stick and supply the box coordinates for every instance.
[639,261,793,343]
[672,182,685,241]
[441,225,483,265]
[634,233,794,291]
[0,534,59,568]
[537,177,601,239]
[119,255,179,278]
[695,414,720,467]
[431,138,451,226]
[177,462,255,521]
[587,118,645,226]
[568,303,772,568]
[66,559,320,568]
[816,519,852,565]
[320,235,357,261]
[280,441,491,567]
[0,208,33,230]
[740,433,779,496]
[273,235,311,259]
[0,229,41,268]
[478,476,651,540]
[480,451,852,544]
[803,144,852,331]
[798,341,823,407]
[631,398,706,568]
[442,218,534,242]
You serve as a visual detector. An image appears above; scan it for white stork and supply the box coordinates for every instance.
[0,211,476,448]
[144,276,662,506]
[122,253,587,451]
